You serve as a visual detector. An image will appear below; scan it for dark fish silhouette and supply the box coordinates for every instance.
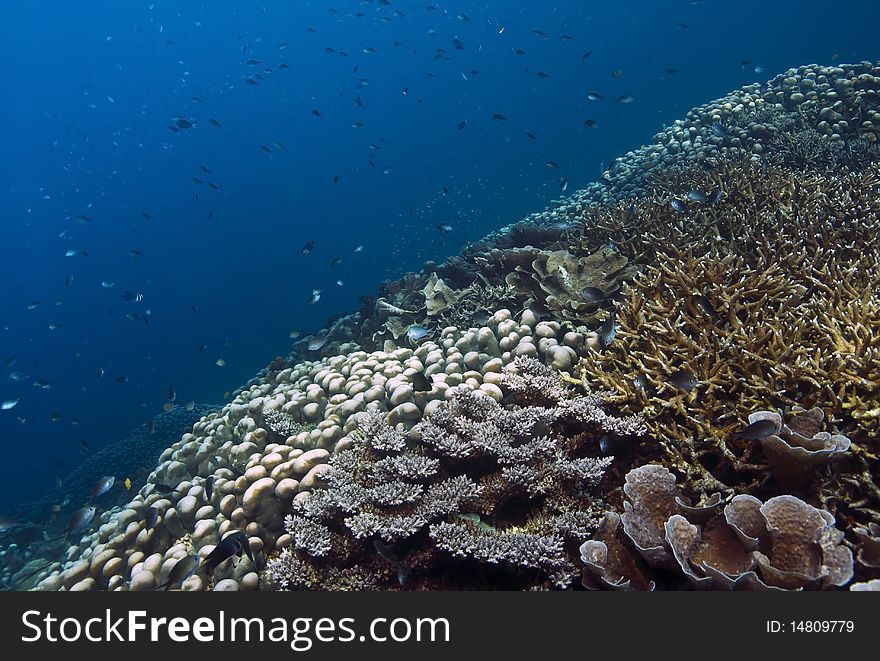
[202,530,253,573]
[733,418,779,440]
[158,555,200,590]
[144,506,159,529]
[411,371,432,392]
[597,309,617,347]
[667,369,698,392]
[670,198,687,213]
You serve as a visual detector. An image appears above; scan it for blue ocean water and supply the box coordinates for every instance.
[0,0,876,511]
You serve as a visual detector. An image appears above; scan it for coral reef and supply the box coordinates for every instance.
[18,62,880,592]
[580,465,854,590]
[574,160,880,537]
[504,247,638,326]
[29,310,611,591]
[0,405,216,590]
[264,359,641,590]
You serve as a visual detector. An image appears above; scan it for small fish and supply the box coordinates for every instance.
[406,325,430,343]
[615,95,634,104]
[48,322,62,331]
[185,400,195,411]
[1,398,20,410]
[67,506,96,535]
[152,483,174,495]
[411,371,432,392]
[545,161,560,170]
[373,539,411,586]
[100,280,116,289]
[559,177,568,192]
[706,187,723,204]
[91,475,115,499]
[586,91,603,101]
[491,113,508,121]
[582,119,598,128]
[633,374,657,397]
[667,369,698,392]
[0,516,22,533]
[167,386,176,403]
[162,402,176,412]
[80,438,90,452]
[733,418,779,440]
[144,506,159,529]
[330,257,342,268]
[307,289,321,305]
[215,358,226,367]
[202,530,252,573]
[208,118,222,128]
[580,287,610,306]
[670,198,688,213]
[436,224,453,233]
[159,555,200,590]
[686,190,709,203]
[711,123,728,138]
[457,119,467,130]
[124,478,132,491]
[9,372,27,381]
[353,245,364,252]
[121,291,144,302]
[301,240,315,255]
[146,418,155,434]
[597,309,617,348]
[204,475,215,503]
[694,293,718,319]
[173,117,195,129]
[599,435,614,455]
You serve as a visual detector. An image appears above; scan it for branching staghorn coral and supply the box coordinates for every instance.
[264,360,645,590]
[573,161,880,538]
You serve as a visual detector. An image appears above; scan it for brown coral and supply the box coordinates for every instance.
[504,246,638,326]
[581,465,854,590]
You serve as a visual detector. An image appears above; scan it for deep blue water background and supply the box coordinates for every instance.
[0,0,877,511]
